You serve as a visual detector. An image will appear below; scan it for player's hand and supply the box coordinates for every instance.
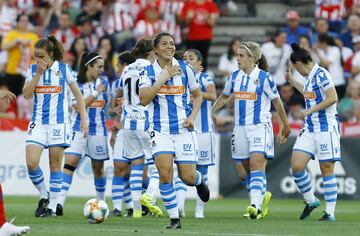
[165,65,181,77]
[96,83,105,93]
[285,66,293,82]
[300,110,310,120]
[277,124,291,144]
[183,117,195,129]
[193,64,204,73]
[81,120,88,138]
[36,59,48,75]
[110,132,117,149]
[0,90,16,103]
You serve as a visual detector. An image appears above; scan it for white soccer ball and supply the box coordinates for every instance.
[83,198,109,224]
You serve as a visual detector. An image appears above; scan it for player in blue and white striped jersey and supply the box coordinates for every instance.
[183,49,217,219]
[23,36,88,217]
[286,43,341,221]
[139,33,210,229]
[212,41,290,220]
[58,52,111,213]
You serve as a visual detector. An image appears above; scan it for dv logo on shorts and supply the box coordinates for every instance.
[53,129,61,137]
[253,137,262,143]
[183,144,192,152]
[96,145,104,153]
[200,151,208,158]
[320,144,328,152]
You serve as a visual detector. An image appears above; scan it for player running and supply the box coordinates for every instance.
[58,52,110,214]
[212,41,290,220]
[23,36,88,217]
[286,43,340,221]
[139,33,210,229]
[183,49,217,218]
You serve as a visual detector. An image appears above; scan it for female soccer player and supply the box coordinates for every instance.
[286,43,340,221]
[23,36,88,217]
[212,41,290,220]
[139,33,209,229]
[183,49,217,218]
[58,52,110,213]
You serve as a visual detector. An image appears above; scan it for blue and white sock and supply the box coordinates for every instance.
[249,170,265,210]
[175,176,187,214]
[94,177,106,201]
[112,176,125,211]
[194,170,202,186]
[160,183,179,219]
[28,167,48,199]
[130,164,144,211]
[323,175,337,216]
[246,175,251,198]
[196,166,208,211]
[145,165,159,200]
[48,171,62,212]
[124,176,133,209]
[58,172,73,206]
[293,170,316,203]
[260,173,267,208]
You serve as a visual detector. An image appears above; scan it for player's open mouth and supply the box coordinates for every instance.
[165,50,173,55]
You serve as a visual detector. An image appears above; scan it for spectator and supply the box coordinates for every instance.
[338,80,360,121]
[340,13,360,50]
[0,0,18,38]
[213,0,239,16]
[315,33,346,99]
[261,30,292,87]
[279,82,295,115]
[334,37,354,79]
[51,11,79,51]
[218,37,241,81]
[1,14,39,96]
[69,36,88,72]
[78,14,104,51]
[76,0,102,26]
[180,0,218,70]
[315,0,343,33]
[0,81,16,119]
[16,93,32,120]
[133,6,163,40]
[351,35,360,83]
[310,17,339,45]
[282,10,311,45]
[287,94,305,123]
[97,35,117,83]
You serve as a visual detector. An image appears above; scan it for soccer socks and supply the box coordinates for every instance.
[28,167,48,199]
[112,176,125,210]
[249,170,265,210]
[175,177,187,215]
[124,176,133,209]
[196,166,208,216]
[146,166,159,200]
[194,170,202,186]
[58,172,73,207]
[48,172,62,212]
[0,184,6,227]
[260,173,267,208]
[160,183,179,219]
[293,170,316,203]
[94,177,106,201]
[130,164,144,212]
[323,175,337,216]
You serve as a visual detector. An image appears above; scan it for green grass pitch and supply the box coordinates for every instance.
[4,196,360,236]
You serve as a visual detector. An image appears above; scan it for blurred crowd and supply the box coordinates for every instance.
[1,0,360,133]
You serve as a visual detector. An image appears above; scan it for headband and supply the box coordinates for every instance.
[85,55,101,67]
[240,44,255,58]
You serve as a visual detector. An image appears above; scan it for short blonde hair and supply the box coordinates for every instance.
[239,41,262,62]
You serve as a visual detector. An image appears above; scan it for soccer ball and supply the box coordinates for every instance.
[83,198,109,224]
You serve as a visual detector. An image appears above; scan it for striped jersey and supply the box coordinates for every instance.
[223,66,279,126]
[139,58,199,134]
[111,78,122,99]
[195,72,214,133]
[120,58,150,131]
[302,63,338,133]
[71,77,111,136]
[26,61,76,125]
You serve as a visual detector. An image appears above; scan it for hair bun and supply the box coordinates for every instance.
[291,43,301,51]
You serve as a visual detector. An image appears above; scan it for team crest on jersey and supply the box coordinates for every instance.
[303,91,317,100]
[253,78,260,86]
[55,71,61,77]
[233,91,257,100]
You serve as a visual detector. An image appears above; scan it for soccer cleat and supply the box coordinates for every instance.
[140,194,163,217]
[124,208,133,217]
[132,209,143,219]
[110,209,122,217]
[142,205,150,216]
[0,221,30,236]
[40,209,57,218]
[164,218,181,229]
[300,199,321,220]
[34,197,49,217]
[319,212,336,221]
[243,213,250,219]
[247,204,262,220]
[195,209,204,219]
[261,191,272,218]
[56,204,63,216]
[196,181,210,202]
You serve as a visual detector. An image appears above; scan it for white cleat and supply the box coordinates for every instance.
[0,221,30,236]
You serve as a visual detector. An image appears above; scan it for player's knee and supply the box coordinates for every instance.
[179,173,195,186]
[291,163,305,173]
[113,163,127,176]
[26,161,39,171]
[320,162,334,176]
[63,164,76,174]
[158,170,172,183]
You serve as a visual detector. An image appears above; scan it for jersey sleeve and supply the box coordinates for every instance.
[263,74,280,100]
[202,74,215,88]
[187,65,200,91]
[65,64,77,84]
[25,66,33,83]
[317,69,334,91]
[139,67,153,89]
[223,75,233,96]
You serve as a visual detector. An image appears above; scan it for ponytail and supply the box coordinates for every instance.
[257,54,268,71]
[35,35,64,61]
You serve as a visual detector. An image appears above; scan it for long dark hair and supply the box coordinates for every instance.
[97,35,115,81]
[35,35,64,61]
[290,43,313,64]
[227,37,241,60]
[154,32,174,48]
[77,51,102,84]
[131,38,154,59]
[69,36,88,71]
